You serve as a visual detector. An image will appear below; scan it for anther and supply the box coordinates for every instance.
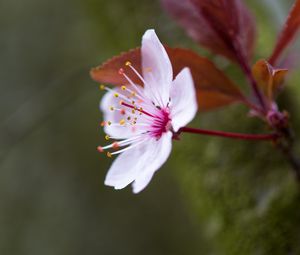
[121,86,126,91]
[112,142,119,149]
[127,116,131,120]
[107,152,112,158]
[114,93,119,98]
[110,106,114,111]
[125,61,132,66]
[120,109,126,115]
[107,121,112,126]
[99,84,105,90]
[97,146,104,153]
[119,119,126,125]
[105,135,110,141]
[118,68,124,75]
[100,121,106,127]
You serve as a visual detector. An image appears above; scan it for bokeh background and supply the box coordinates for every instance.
[1,0,300,254]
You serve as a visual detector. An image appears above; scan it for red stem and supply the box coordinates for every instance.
[178,127,278,141]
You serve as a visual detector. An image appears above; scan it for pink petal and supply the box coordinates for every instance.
[170,68,198,132]
[141,29,173,106]
[132,132,172,193]
[104,132,172,192]
[100,87,146,139]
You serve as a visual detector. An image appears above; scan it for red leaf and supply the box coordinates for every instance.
[90,48,142,86]
[161,0,256,62]
[269,0,300,65]
[91,47,246,111]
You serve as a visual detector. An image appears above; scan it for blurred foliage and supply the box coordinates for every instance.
[1,0,300,254]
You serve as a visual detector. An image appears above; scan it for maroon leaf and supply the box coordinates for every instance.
[161,0,256,62]
[91,47,247,111]
[269,0,300,66]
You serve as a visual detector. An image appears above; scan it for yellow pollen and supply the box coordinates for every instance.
[119,119,126,125]
[107,152,112,158]
[114,93,119,98]
[133,121,137,124]
[134,117,137,121]
[110,106,114,111]
[125,61,132,66]
[132,109,135,114]
[121,86,126,91]
[99,84,105,90]
[105,135,110,141]
[131,92,136,97]
[107,121,112,126]
[132,100,135,104]
[127,116,131,120]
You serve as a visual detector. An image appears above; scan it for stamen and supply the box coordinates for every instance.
[128,64,146,84]
[125,62,163,106]
[120,70,144,96]
[105,135,110,141]
[111,138,145,155]
[98,135,144,153]
[107,152,112,158]
[121,101,155,117]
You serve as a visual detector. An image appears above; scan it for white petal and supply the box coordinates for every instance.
[104,132,172,192]
[132,132,172,193]
[170,68,198,132]
[141,29,173,106]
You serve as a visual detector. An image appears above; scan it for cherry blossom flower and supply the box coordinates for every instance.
[98,29,197,193]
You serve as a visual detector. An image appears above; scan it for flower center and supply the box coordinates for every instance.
[150,107,171,138]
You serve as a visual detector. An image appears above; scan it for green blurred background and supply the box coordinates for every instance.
[1,0,300,254]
